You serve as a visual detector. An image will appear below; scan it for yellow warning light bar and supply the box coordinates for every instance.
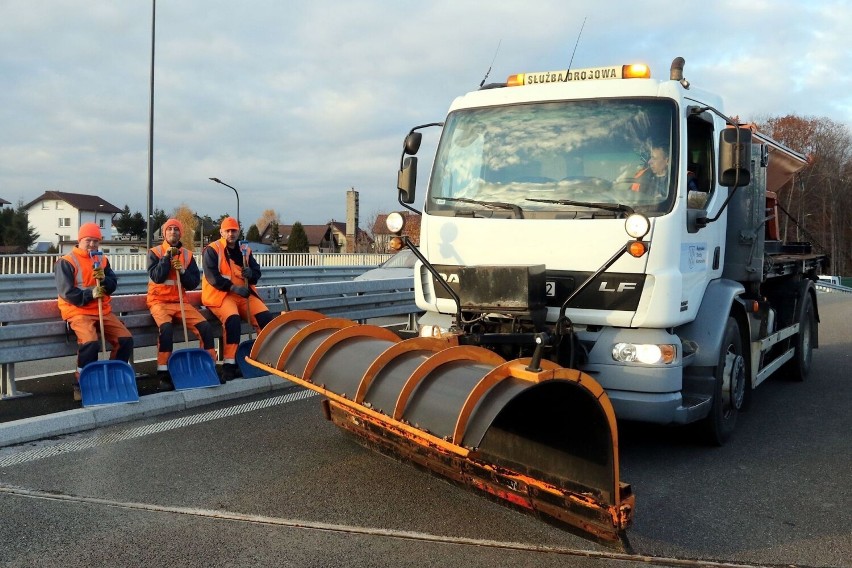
[507,64,651,87]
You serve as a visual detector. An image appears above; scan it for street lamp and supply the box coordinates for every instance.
[208,177,240,230]
[145,0,157,252]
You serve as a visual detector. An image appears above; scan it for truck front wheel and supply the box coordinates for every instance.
[700,317,746,446]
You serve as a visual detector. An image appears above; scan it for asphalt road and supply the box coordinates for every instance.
[0,294,849,567]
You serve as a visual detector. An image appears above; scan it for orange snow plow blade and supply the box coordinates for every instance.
[247,310,634,548]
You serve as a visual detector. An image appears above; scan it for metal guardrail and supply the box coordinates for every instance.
[815,281,852,294]
[0,266,373,303]
[1,276,418,399]
[0,252,392,274]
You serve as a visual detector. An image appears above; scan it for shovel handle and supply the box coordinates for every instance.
[175,273,190,344]
[241,245,254,339]
[96,295,107,356]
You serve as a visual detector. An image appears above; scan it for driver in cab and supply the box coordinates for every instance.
[630,145,670,198]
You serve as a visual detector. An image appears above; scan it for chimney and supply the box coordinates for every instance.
[346,188,359,253]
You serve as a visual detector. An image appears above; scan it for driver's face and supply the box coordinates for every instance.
[648,148,669,176]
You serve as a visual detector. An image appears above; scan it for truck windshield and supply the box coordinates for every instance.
[426,99,677,218]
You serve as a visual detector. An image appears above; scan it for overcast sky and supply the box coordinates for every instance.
[2,0,850,231]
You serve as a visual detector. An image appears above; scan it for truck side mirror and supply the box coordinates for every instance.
[718,127,752,187]
[398,156,418,204]
[686,208,708,233]
[404,132,422,156]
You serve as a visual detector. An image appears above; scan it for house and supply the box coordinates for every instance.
[372,211,421,252]
[23,191,123,249]
[278,221,373,253]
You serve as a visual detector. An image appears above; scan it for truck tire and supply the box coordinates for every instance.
[782,291,815,382]
[700,317,746,446]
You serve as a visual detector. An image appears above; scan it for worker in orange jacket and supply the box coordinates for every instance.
[55,223,134,401]
[147,218,217,390]
[201,217,274,381]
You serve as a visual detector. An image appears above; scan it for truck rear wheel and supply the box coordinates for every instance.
[700,317,746,446]
[782,291,815,382]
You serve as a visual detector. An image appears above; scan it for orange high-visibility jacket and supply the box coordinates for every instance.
[201,239,256,308]
[147,244,194,305]
[56,247,113,319]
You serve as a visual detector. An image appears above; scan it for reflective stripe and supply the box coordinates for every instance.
[68,254,86,289]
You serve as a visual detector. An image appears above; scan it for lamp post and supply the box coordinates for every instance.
[145,0,156,252]
[208,177,240,231]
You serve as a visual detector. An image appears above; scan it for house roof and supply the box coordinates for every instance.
[23,191,123,214]
[278,221,373,246]
[278,224,332,246]
[0,197,10,206]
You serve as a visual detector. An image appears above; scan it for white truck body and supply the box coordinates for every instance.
[397,59,825,442]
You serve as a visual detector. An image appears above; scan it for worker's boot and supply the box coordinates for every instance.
[157,370,174,391]
[221,363,239,382]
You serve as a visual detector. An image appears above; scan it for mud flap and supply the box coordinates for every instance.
[245,310,633,547]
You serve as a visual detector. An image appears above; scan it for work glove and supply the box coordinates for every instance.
[241,266,254,280]
[231,285,250,298]
[168,247,180,258]
[171,256,184,274]
[92,267,105,281]
[92,285,106,299]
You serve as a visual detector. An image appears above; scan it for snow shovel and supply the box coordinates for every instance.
[236,241,265,379]
[79,251,139,407]
[167,262,220,390]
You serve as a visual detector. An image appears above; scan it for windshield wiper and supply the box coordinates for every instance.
[441,197,524,218]
[525,198,634,217]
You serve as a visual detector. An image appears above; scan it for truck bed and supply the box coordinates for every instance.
[764,241,828,280]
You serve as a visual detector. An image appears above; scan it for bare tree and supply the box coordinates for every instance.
[256,209,280,234]
[172,203,199,251]
[757,115,852,276]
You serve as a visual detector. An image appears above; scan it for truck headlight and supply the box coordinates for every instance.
[612,342,676,364]
[419,324,448,338]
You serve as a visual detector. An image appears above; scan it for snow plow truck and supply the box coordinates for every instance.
[245,57,827,549]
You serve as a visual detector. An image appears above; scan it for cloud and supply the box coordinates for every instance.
[1,0,849,230]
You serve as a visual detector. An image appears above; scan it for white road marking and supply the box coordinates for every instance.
[0,483,774,568]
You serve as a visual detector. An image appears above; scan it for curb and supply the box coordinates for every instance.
[0,375,291,448]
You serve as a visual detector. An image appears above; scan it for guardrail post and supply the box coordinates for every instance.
[1,363,31,400]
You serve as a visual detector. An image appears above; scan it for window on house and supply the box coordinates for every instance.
[55,201,63,209]
[98,219,105,228]
[42,202,49,209]
[58,218,71,227]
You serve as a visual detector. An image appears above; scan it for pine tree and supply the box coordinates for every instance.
[287,222,309,253]
[0,202,39,250]
[247,224,261,241]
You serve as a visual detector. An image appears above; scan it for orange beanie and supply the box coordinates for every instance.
[78,222,102,241]
[162,218,183,235]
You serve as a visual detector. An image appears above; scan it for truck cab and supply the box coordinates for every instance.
[394,58,824,444]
